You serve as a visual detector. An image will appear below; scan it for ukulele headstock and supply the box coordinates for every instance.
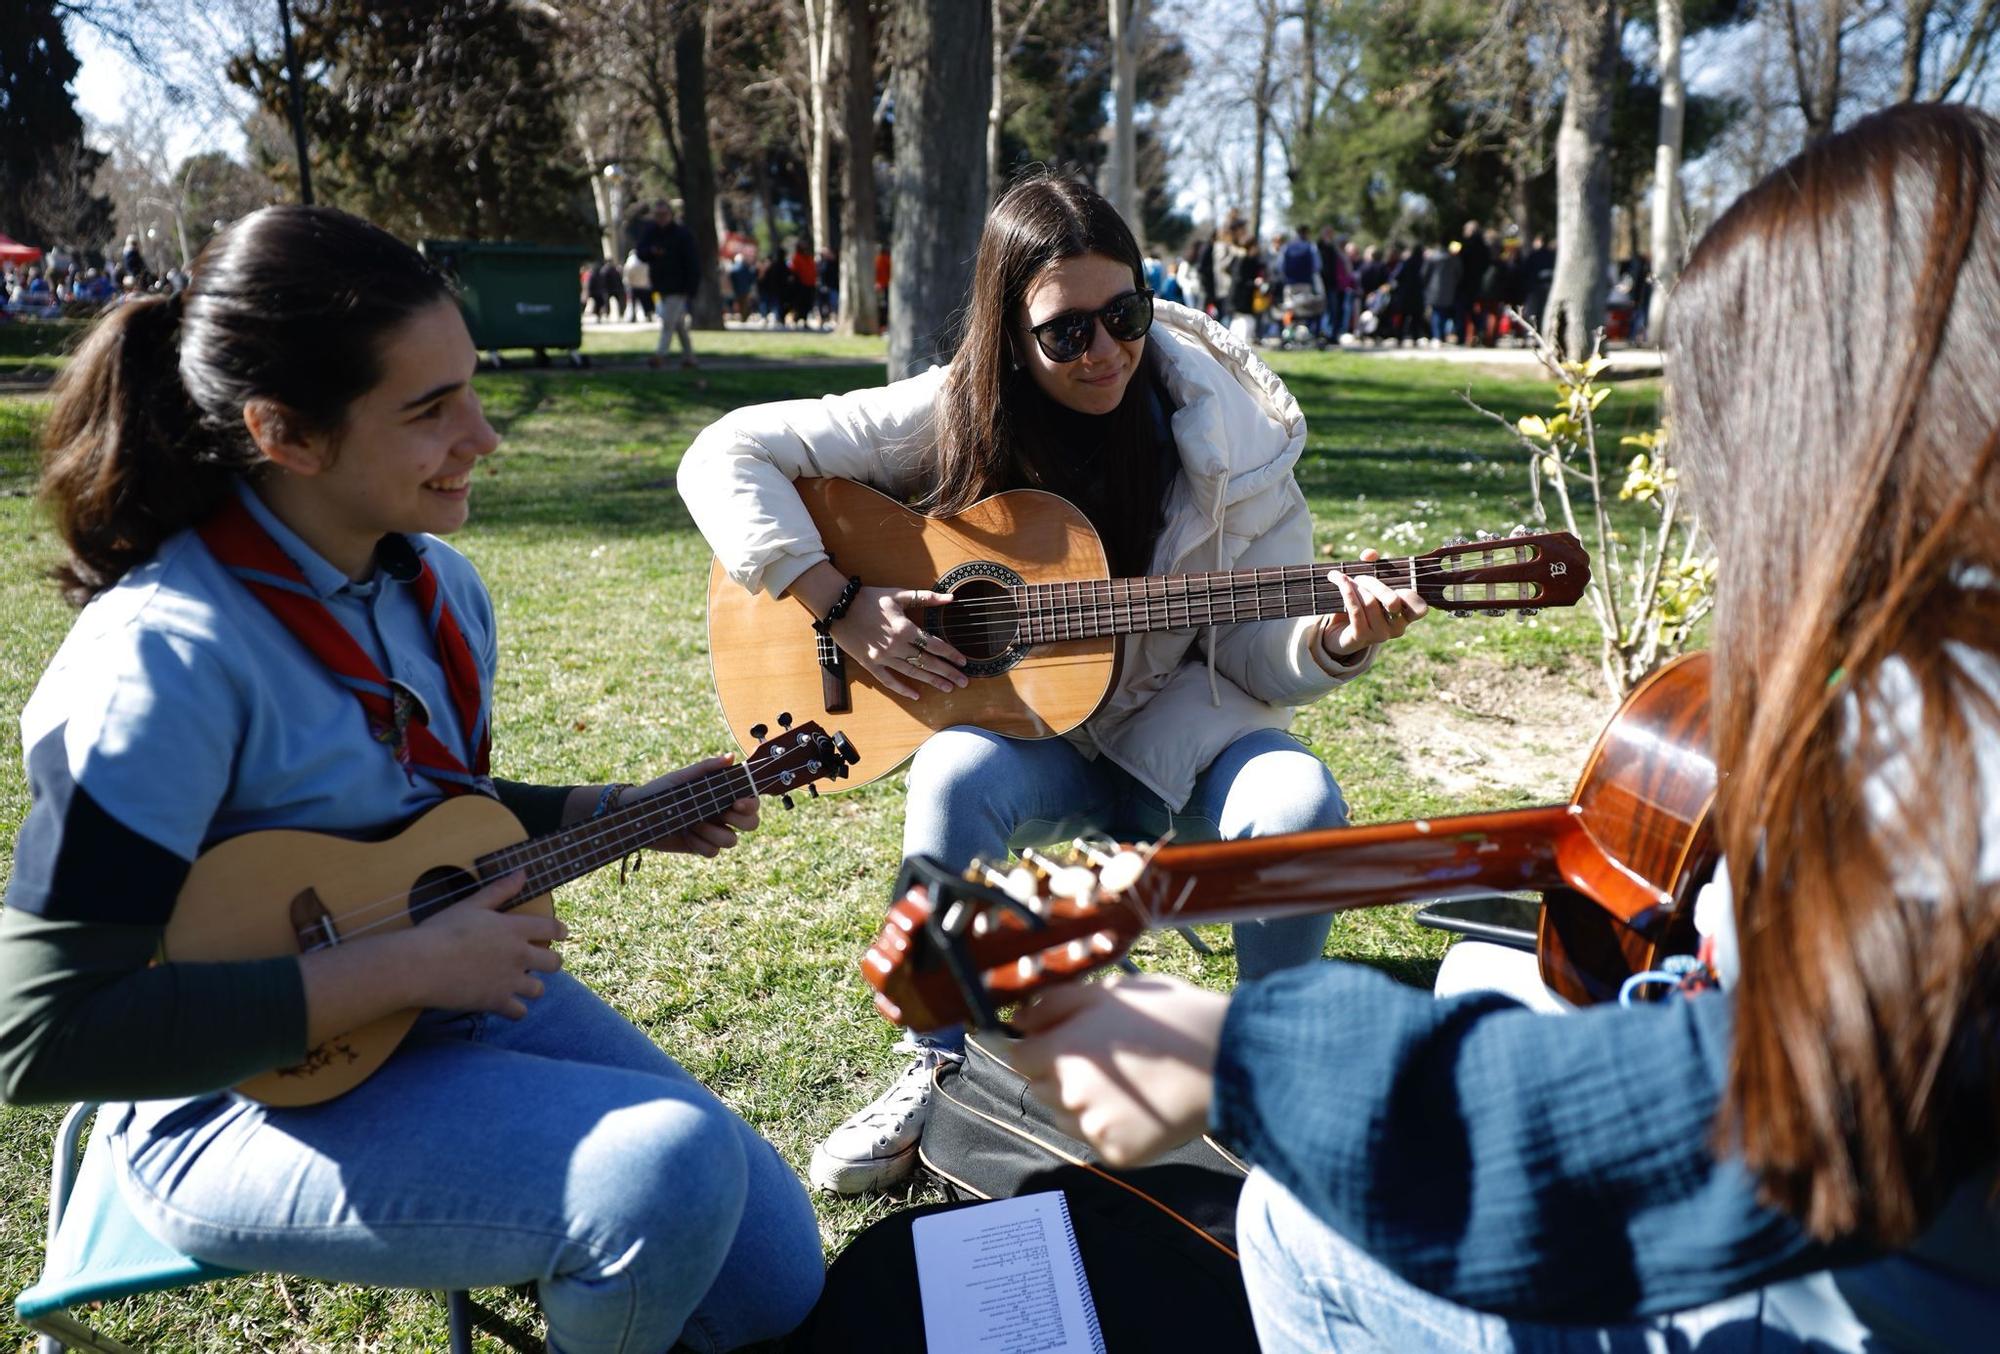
[1416,527,1591,616]
[743,714,860,808]
[862,840,1159,1032]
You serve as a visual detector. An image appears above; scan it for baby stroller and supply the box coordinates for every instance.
[1279,280,1326,348]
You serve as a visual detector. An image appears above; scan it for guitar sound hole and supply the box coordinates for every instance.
[936,577,1020,661]
[408,866,480,926]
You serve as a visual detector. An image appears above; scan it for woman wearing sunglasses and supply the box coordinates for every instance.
[680,169,1424,1196]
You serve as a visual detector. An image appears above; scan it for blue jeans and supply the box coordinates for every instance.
[902,726,1348,1052]
[1237,1170,1871,1351]
[110,973,824,1354]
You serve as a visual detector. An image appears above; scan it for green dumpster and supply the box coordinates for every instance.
[419,239,591,368]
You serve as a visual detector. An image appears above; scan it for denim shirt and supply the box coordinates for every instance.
[1212,648,2000,1346]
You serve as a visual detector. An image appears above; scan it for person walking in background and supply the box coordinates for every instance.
[786,240,817,329]
[1423,240,1462,345]
[1176,236,1208,315]
[638,198,700,370]
[1521,233,1557,337]
[728,254,755,324]
[816,248,838,329]
[874,244,890,327]
[623,245,654,322]
[1455,220,1490,346]
[757,252,791,328]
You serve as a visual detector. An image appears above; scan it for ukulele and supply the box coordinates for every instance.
[862,653,1714,1031]
[707,477,1591,790]
[162,717,859,1106]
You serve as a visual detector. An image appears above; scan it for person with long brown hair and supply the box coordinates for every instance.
[680,169,1426,1195]
[1007,102,2000,1349]
[0,206,823,1351]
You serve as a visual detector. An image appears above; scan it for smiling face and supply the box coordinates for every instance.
[1017,251,1147,417]
[262,298,498,577]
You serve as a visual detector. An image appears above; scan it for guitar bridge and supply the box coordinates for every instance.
[815,630,852,713]
[289,886,339,951]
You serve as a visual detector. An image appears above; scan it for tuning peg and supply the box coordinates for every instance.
[1443,535,1469,547]
[777,712,793,730]
[806,785,819,798]
[750,723,769,741]
[1517,608,1540,620]
[832,733,859,767]
[1451,609,1472,619]
[1474,528,1496,541]
[1510,523,1533,537]
[781,793,794,810]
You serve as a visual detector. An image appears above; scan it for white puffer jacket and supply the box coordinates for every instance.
[678,300,1371,809]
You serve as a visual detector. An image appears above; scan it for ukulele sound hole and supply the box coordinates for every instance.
[408,865,480,926]
[932,561,1026,677]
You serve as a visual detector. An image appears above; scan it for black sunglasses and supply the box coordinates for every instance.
[1025,288,1155,363]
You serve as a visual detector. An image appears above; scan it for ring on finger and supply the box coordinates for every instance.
[913,631,929,653]
[905,653,924,669]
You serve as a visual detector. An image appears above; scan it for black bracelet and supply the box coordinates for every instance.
[814,574,863,632]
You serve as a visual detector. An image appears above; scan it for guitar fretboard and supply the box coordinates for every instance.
[1015,558,1419,643]
[474,765,757,899]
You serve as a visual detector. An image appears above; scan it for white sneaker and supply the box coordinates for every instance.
[808,1040,960,1195]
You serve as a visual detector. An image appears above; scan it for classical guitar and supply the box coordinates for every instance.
[162,718,859,1106]
[707,477,1592,790]
[862,652,1714,1030]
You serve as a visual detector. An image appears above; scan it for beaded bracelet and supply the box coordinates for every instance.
[591,781,634,819]
[813,574,863,633]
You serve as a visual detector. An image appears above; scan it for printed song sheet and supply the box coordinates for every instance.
[913,1191,1105,1353]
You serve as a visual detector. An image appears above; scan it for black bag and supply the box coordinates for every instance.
[785,1030,1261,1352]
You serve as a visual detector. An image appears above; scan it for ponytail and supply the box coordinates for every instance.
[35,206,453,605]
[40,293,256,605]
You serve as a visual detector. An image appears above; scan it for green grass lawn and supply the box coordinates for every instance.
[0,340,1660,1350]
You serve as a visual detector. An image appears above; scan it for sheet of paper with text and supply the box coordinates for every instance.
[912,1191,1105,1353]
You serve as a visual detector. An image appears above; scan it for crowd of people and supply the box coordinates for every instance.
[1,234,185,319]
[1152,214,1654,350]
[580,213,893,340]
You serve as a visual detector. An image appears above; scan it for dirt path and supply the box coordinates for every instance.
[1382,656,1618,802]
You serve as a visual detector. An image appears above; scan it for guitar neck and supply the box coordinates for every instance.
[1132,803,1582,928]
[474,766,755,898]
[1015,558,1421,643]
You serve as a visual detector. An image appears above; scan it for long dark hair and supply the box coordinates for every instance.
[931,170,1170,575]
[1667,103,2000,1244]
[39,206,454,603]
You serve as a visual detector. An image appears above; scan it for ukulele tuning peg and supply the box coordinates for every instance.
[777,712,794,730]
[832,733,860,766]
[806,785,819,798]
[1443,535,1469,548]
[1451,609,1473,619]
[750,723,769,742]
[1474,528,1496,541]
[1509,523,1533,537]
[1516,608,1540,621]
[781,793,795,810]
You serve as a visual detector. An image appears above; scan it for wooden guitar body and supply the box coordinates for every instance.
[162,794,548,1107]
[707,477,1115,789]
[708,477,1590,791]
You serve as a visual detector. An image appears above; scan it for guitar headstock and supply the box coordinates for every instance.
[743,714,860,808]
[1415,527,1591,615]
[862,841,1158,1032]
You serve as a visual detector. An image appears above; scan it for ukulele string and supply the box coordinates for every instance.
[299,764,770,947]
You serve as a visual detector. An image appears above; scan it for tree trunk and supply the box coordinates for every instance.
[1547,0,1618,359]
[990,0,1006,198]
[1648,0,1684,344]
[1107,0,1146,230]
[675,7,725,328]
[1900,0,1935,101]
[1250,0,1277,244]
[888,0,992,380]
[837,0,879,335]
[800,0,837,253]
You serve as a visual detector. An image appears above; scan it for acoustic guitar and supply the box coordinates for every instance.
[162,719,859,1106]
[862,652,1714,1031]
[707,477,1592,790]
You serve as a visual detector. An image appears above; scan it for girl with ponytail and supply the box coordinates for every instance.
[3,206,822,1351]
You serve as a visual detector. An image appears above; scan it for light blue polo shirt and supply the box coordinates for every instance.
[10,482,497,926]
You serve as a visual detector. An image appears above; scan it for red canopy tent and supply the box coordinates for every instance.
[0,234,44,266]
